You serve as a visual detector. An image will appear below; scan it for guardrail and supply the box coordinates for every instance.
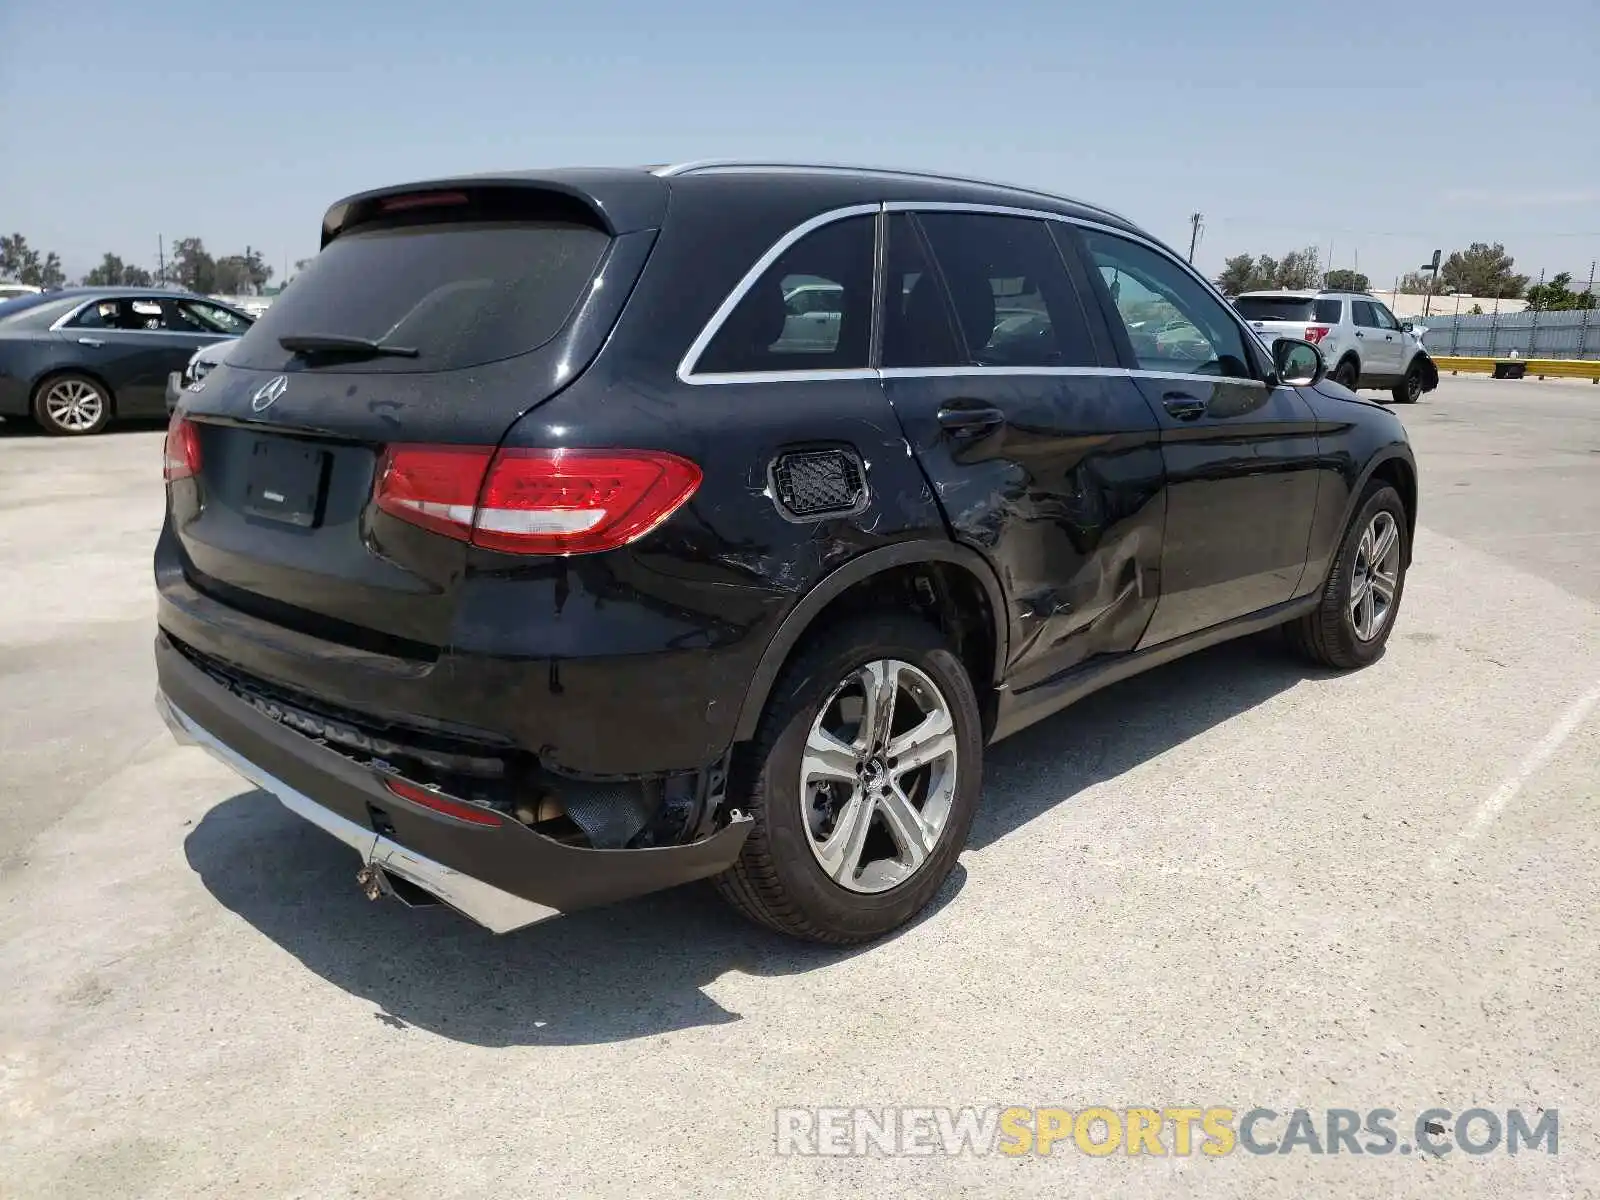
[1433,356,1600,382]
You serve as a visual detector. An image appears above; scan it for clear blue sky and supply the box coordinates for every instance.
[3,0,1597,288]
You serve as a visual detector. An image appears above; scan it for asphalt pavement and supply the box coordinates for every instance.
[1,377,1596,1199]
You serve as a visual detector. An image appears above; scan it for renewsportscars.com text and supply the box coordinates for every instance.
[775,1105,1558,1158]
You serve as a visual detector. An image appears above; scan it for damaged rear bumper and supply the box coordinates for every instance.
[155,634,753,934]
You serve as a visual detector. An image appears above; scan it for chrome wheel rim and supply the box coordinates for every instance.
[799,658,959,894]
[1349,511,1401,642]
[43,380,104,431]
[1406,371,1421,401]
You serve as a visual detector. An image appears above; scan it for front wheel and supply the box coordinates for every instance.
[1288,483,1409,669]
[1392,361,1424,403]
[32,374,112,436]
[714,615,983,944]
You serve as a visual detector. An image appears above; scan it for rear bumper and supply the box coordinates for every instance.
[155,632,753,933]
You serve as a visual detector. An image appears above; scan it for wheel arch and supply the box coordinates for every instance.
[731,540,1009,743]
[1357,451,1418,566]
[1411,349,1439,391]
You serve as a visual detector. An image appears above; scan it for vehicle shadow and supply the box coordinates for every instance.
[183,630,1329,1048]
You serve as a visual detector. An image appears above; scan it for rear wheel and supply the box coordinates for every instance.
[1331,356,1360,390]
[1392,361,1423,403]
[714,614,983,944]
[1288,483,1409,669]
[32,374,112,436]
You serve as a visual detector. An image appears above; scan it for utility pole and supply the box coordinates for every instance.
[1187,212,1203,263]
[157,235,166,288]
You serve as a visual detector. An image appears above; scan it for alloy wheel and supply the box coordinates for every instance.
[43,380,105,432]
[799,658,959,894]
[1349,511,1401,641]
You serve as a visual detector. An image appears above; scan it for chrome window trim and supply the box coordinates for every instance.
[680,200,1269,388]
[880,365,1264,389]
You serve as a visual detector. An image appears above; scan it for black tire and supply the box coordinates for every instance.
[1392,361,1423,404]
[714,614,984,944]
[1288,483,1409,670]
[31,373,112,436]
[1331,356,1360,390]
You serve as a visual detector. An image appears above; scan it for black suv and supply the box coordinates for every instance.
[155,161,1417,944]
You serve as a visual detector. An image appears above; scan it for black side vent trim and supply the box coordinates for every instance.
[768,447,869,522]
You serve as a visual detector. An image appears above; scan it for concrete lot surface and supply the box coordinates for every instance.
[1,378,1597,1199]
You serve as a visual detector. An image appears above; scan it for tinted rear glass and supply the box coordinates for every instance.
[1233,297,1315,322]
[230,220,610,373]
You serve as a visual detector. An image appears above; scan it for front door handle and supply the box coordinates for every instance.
[936,403,1006,438]
[77,337,105,347]
[1162,392,1208,421]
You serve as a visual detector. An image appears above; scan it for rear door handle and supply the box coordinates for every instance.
[77,337,105,347]
[1162,392,1208,420]
[936,403,1006,438]
[1355,331,1366,338]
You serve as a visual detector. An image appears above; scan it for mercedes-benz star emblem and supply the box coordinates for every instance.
[252,375,289,412]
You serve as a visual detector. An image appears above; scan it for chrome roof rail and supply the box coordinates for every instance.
[649,159,1133,225]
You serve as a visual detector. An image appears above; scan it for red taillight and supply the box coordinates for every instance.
[382,776,503,827]
[163,413,201,481]
[373,445,702,556]
[1304,325,1330,344]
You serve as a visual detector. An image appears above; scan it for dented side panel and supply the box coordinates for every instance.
[881,373,1167,692]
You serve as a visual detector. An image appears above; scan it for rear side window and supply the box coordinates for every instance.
[1351,300,1379,328]
[230,219,611,373]
[914,213,1096,368]
[695,215,874,374]
[1314,298,1342,323]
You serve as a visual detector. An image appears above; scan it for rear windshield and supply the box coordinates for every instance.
[229,220,611,373]
[0,294,83,330]
[1234,297,1340,323]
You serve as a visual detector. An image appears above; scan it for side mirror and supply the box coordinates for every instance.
[1273,337,1326,387]
[1401,321,1414,332]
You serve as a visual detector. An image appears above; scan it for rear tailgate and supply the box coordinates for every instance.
[166,183,660,653]
[1233,295,1339,355]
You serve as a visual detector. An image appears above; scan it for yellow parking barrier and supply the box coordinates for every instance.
[1433,356,1600,382]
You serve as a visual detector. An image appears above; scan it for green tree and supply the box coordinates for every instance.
[1440,243,1527,299]
[1524,272,1597,312]
[1215,247,1322,294]
[211,246,274,294]
[1216,254,1258,296]
[0,233,65,287]
[1322,269,1371,292]
[169,237,217,293]
[81,253,154,287]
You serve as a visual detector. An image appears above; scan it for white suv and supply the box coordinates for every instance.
[1232,290,1438,403]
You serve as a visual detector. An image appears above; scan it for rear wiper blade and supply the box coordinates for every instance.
[277,333,420,359]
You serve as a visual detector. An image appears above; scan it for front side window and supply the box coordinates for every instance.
[177,300,252,335]
[1081,230,1254,378]
[694,215,874,374]
[1371,303,1400,331]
